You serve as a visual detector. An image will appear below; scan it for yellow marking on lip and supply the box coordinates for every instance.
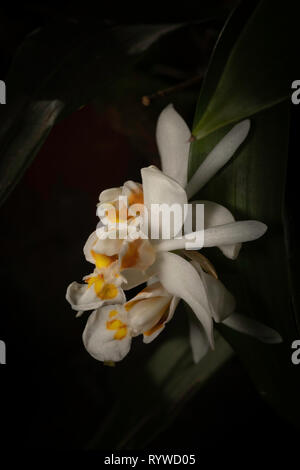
[85,275,118,300]
[91,250,118,269]
[86,274,104,293]
[107,319,124,330]
[100,283,118,300]
[109,309,118,318]
[106,318,128,340]
[120,239,143,270]
[114,326,127,340]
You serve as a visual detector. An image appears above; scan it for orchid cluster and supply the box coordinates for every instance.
[66,104,281,364]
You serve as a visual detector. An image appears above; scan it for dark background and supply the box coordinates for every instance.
[0,0,299,458]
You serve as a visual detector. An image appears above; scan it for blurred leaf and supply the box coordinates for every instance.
[86,311,233,450]
[193,0,300,139]
[0,22,183,207]
[189,1,300,423]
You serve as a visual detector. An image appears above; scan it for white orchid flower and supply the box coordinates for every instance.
[67,104,281,364]
[83,282,179,362]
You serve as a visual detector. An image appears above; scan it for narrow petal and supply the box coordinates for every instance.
[154,252,214,347]
[141,165,187,238]
[155,220,267,252]
[83,305,131,362]
[193,200,242,259]
[222,313,282,344]
[186,119,250,199]
[156,104,190,187]
[202,220,267,247]
[66,276,125,312]
[188,315,209,363]
[188,252,235,322]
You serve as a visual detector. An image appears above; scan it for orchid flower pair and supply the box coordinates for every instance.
[66,104,281,364]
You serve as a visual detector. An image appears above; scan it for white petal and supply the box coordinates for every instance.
[186,119,250,199]
[84,231,123,262]
[141,165,188,238]
[155,220,267,252]
[143,296,179,344]
[188,252,235,322]
[121,268,153,290]
[154,252,214,347]
[222,313,282,344]
[132,281,170,300]
[83,305,131,362]
[99,187,122,202]
[66,278,125,312]
[188,315,209,363]
[124,282,172,335]
[202,220,267,247]
[126,295,172,336]
[194,200,241,259]
[122,181,143,202]
[83,231,98,264]
[156,104,190,187]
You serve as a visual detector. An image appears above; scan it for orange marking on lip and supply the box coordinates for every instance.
[128,190,144,206]
[120,239,143,270]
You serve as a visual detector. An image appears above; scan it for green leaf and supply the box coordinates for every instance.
[188,1,300,423]
[193,0,300,140]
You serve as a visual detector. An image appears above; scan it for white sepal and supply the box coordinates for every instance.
[186,119,250,199]
[156,104,190,187]
[154,252,214,347]
[222,313,282,344]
